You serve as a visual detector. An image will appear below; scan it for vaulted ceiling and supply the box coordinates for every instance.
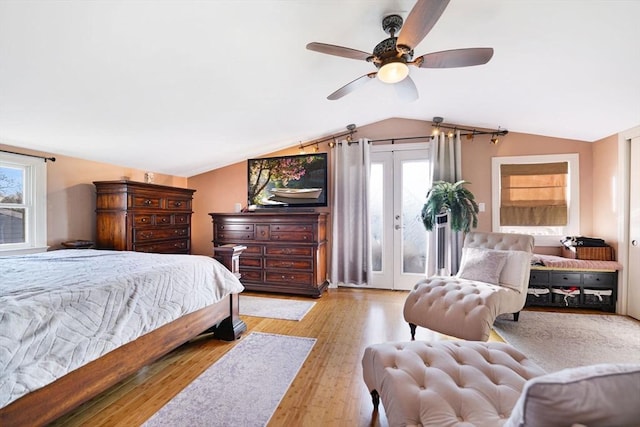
[1,1,639,176]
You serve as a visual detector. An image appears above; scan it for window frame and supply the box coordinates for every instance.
[491,153,580,247]
[0,151,48,254]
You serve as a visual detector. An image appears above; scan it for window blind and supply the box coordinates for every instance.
[500,162,568,226]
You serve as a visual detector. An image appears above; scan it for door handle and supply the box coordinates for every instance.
[633,240,638,246]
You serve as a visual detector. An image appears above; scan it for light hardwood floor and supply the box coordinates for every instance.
[52,288,508,427]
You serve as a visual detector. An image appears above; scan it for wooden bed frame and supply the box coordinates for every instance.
[0,250,247,427]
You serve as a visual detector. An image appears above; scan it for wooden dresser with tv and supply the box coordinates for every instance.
[94,180,195,254]
[209,212,329,297]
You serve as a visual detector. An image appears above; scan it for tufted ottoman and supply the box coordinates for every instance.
[362,340,545,427]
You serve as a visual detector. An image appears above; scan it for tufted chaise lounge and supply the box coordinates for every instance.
[362,340,545,427]
[404,231,534,341]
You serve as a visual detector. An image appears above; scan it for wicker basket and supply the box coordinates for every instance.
[561,246,613,261]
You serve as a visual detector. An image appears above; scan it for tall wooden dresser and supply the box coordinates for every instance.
[94,180,195,254]
[209,212,329,297]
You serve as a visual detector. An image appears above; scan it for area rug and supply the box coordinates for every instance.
[144,332,316,426]
[493,311,640,373]
[239,295,316,321]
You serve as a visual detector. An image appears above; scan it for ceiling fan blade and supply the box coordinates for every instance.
[397,0,450,50]
[415,47,494,68]
[306,42,371,61]
[327,73,377,100]
[394,76,419,102]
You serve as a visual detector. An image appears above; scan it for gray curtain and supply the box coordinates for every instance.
[330,138,371,286]
[426,131,463,276]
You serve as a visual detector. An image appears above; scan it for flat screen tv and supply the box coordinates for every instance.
[247,152,328,208]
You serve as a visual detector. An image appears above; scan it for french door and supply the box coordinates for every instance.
[369,143,430,290]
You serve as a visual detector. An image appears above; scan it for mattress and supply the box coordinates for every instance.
[0,249,244,408]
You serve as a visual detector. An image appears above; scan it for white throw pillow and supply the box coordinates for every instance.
[504,363,640,427]
[457,248,508,285]
[498,250,532,292]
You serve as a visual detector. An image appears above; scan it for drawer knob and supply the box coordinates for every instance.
[141,218,147,222]
[144,199,152,205]
[174,201,183,207]
[161,218,168,223]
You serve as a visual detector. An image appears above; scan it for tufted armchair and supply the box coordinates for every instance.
[403,231,534,341]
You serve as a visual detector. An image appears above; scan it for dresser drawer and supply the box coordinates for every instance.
[217,223,254,232]
[155,214,172,225]
[551,272,582,285]
[270,231,314,242]
[529,270,549,285]
[266,271,314,285]
[134,227,189,242]
[240,257,263,269]
[166,197,192,210]
[217,230,255,241]
[239,269,263,283]
[265,246,313,257]
[131,195,161,209]
[134,239,189,253]
[133,214,154,226]
[265,258,313,270]
[583,272,615,288]
[270,224,314,233]
[174,214,190,225]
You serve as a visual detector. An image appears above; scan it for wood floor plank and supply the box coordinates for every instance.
[53,288,510,426]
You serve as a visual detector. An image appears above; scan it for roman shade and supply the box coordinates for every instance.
[500,162,568,226]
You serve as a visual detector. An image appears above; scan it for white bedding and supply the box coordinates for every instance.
[0,249,244,408]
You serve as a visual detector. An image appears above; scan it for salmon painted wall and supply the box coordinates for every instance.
[187,117,605,256]
[461,130,594,253]
[1,143,186,250]
[592,134,620,254]
[187,118,432,256]
[3,116,619,256]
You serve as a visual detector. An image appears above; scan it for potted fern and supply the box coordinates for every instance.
[421,180,479,233]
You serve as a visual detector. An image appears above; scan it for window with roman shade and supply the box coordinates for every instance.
[500,162,568,226]
[492,153,579,247]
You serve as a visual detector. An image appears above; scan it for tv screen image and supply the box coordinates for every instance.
[248,153,328,208]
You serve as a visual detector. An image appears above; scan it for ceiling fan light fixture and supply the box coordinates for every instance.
[377,59,409,84]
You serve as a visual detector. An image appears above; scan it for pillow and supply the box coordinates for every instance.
[457,247,508,285]
[498,250,532,292]
[504,363,640,427]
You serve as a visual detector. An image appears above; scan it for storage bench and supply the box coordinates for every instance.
[526,255,621,312]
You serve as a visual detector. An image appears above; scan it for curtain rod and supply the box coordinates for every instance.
[299,124,357,150]
[1,149,56,162]
[371,128,509,144]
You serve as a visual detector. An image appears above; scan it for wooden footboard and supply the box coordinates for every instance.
[0,293,245,427]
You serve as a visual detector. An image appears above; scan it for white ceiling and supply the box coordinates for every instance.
[1,1,639,177]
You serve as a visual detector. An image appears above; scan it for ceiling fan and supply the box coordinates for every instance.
[306,0,494,101]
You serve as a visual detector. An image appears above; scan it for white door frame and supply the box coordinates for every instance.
[617,125,640,315]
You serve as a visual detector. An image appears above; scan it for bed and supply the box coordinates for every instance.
[0,249,246,426]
